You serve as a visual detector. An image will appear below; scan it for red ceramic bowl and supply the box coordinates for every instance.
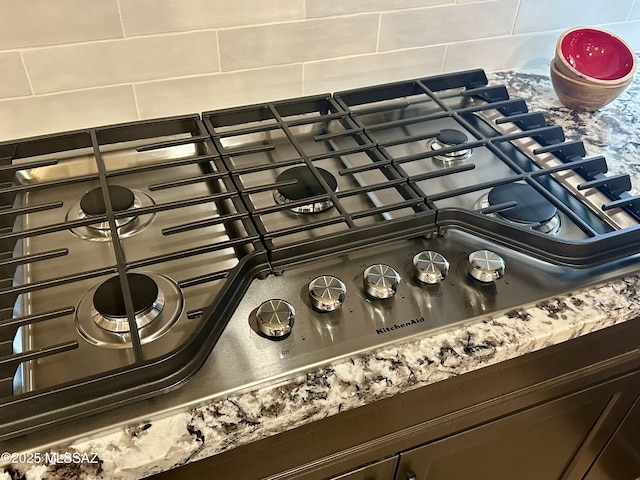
[556,27,636,84]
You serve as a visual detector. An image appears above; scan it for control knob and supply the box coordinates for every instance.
[468,250,505,283]
[413,251,449,285]
[309,275,346,312]
[256,299,295,338]
[363,264,400,299]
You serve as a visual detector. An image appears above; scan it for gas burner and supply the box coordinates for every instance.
[426,129,473,163]
[75,272,183,349]
[93,273,160,332]
[273,166,338,214]
[475,183,561,234]
[66,185,156,241]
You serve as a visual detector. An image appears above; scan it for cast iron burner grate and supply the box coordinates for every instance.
[332,71,640,266]
[0,115,263,440]
[203,94,433,261]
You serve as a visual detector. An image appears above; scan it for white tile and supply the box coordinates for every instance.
[306,0,451,18]
[0,0,122,49]
[379,0,519,51]
[120,0,304,35]
[303,46,446,95]
[219,16,379,71]
[0,86,138,141]
[444,32,560,73]
[603,21,640,51]
[0,52,31,99]
[514,0,635,34]
[134,65,303,119]
[23,32,220,95]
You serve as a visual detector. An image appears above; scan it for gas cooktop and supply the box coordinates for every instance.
[2,69,640,443]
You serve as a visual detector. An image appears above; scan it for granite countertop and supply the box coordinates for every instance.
[3,68,640,480]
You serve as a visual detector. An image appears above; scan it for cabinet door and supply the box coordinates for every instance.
[329,456,398,480]
[584,394,640,480]
[395,376,635,480]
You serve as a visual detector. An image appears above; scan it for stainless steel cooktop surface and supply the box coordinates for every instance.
[3,69,640,447]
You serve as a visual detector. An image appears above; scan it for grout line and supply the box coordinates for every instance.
[13,29,219,54]
[0,61,304,103]
[440,43,449,73]
[628,0,638,20]
[115,0,127,38]
[301,59,306,96]
[215,30,223,72]
[131,84,142,119]
[0,82,147,102]
[216,12,378,33]
[134,64,300,85]
[376,13,382,52]
[18,52,36,96]
[510,0,522,35]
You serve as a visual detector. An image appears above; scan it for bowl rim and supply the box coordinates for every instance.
[555,26,637,85]
[550,58,631,90]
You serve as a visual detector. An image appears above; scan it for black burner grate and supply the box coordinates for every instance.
[333,70,640,267]
[0,115,265,440]
[203,95,435,264]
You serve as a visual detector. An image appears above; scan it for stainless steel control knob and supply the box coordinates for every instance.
[363,264,400,299]
[309,275,346,312]
[468,250,505,283]
[256,299,295,338]
[413,251,449,285]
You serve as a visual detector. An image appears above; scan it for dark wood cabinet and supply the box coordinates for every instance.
[395,371,640,480]
[149,320,640,480]
[322,368,640,480]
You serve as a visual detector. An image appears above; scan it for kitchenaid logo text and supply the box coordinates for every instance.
[376,317,425,335]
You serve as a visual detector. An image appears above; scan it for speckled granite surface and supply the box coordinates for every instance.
[3,67,640,480]
[490,69,640,190]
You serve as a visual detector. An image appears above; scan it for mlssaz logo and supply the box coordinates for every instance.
[376,317,425,335]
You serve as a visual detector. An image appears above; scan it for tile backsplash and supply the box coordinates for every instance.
[0,0,638,140]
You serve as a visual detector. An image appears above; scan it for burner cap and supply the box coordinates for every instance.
[436,129,468,146]
[80,186,135,216]
[93,273,159,319]
[488,183,557,224]
[274,166,338,213]
[428,129,472,161]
